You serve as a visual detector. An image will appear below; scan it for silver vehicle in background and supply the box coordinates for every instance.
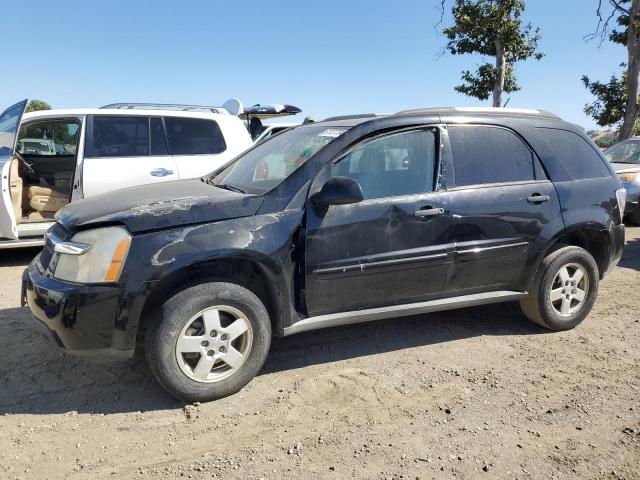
[604,138,640,224]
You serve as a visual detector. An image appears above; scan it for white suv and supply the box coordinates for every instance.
[0,99,299,248]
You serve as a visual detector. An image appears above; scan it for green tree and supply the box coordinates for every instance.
[584,0,640,139]
[582,71,628,128]
[25,99,51,113]
[441,0,544,107]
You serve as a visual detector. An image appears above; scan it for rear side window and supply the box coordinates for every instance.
[449,125,535,186]
[91,116,149,157]
[536,128,611,179]
[164,117,226,155]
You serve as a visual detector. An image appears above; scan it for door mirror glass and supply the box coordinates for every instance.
[312,176,363,206]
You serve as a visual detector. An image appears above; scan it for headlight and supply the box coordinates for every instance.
[53,226,131,283]
[618,172,639,184]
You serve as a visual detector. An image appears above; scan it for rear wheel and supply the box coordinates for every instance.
[520,246,599,331]
[145,282,271,402]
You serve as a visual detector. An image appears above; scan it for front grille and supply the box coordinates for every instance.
[38,223,74,272]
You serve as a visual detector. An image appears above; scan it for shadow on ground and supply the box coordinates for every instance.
[0,247,40,267]
[618,234,640,271]
[0,301,544,416]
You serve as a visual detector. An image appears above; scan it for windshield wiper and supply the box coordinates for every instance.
[215,183,247,194]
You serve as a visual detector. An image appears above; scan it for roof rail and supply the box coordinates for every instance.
[395,107,561,120]
[100,103,228,114]
[322,113,389,122]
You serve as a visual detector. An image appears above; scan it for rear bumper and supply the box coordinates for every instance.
[22,260,133,361]
[603,223,625,277]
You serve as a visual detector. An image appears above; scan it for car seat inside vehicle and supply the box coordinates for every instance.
[14,120,79,222]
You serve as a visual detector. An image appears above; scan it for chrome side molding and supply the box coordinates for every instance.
[283,290,527,336]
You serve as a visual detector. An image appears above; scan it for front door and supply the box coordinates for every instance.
[444,124,562,293]
[0,100,28,240]
[82,115,179,197]
[304,127,452,316]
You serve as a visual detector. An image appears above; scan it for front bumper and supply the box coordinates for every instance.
[622,182,640,215]
[21,259,133,360]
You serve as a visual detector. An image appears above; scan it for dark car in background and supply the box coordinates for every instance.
[604,138,640,224]
[22,107,626,402]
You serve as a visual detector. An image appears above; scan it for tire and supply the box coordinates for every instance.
[145,282,271,403]
[519,245,599,331]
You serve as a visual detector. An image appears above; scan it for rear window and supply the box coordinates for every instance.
[164,117,226,155]
[536,128,611,179]
[449,125,535,186]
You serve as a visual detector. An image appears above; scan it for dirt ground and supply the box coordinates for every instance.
[0,229,638,480]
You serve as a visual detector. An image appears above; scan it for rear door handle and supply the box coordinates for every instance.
[150,168,174,177]
[527,194,550,204]
[414,207,445,217]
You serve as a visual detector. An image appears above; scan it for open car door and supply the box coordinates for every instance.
[0,100,28,240]
[223,99,302,141]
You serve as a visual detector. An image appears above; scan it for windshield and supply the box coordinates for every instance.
[604,140,640,164]
[212,125,347,194]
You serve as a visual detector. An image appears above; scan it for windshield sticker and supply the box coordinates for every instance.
[318,128,346,138]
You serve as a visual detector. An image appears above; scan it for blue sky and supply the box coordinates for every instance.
[1,0,626,130]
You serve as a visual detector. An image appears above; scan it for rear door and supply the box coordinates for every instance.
[0,100,28,240]
[445,124,563,293]
[82,115,178,197]
[164,116,233,179]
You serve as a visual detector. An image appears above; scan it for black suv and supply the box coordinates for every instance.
[23,108,626,402]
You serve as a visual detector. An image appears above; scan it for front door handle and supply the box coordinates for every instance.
[527,194,550,204]
[150,168,174,177]
[414,207,445,217]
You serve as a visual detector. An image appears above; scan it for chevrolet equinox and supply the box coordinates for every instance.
[22,107,626,402]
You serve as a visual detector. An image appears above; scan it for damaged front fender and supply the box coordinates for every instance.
[113,209,305,349]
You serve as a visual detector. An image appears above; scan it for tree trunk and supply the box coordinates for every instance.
[622,0,640,139]
[493,39,506,108]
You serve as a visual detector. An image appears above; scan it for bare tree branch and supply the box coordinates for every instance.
[435,0,447,28]
[585,0,630,43]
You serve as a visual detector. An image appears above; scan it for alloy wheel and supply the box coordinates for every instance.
[175,305,253,383]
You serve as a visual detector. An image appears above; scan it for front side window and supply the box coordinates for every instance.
[604,140,640,165]
[164,117,226,155]
[330,129,437,200]
[91,116,149,157]
[17,121,79,157]
[449,125,535,187]
[537,128,611,179]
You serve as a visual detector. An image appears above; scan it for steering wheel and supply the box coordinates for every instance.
[15,151,35,175]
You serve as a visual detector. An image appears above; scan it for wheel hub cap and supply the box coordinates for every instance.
[175,305,253,383]
[549,263,589,317]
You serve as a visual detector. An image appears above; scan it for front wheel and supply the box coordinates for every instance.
[145,282,271,402]
[520,246,599,331]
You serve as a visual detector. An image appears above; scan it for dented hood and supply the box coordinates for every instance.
[55,179,262,233]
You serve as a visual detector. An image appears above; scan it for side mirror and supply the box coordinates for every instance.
[311,176,363,207]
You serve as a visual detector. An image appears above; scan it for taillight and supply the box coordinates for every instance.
[616,188,627,223]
